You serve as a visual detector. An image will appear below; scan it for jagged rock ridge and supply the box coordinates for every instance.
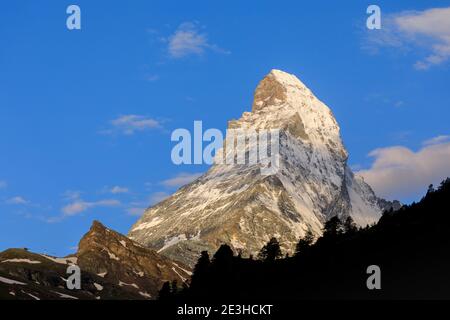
[129,69,395,266]
[0,221,190,300]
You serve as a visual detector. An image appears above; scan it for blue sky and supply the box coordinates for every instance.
[1,1,450,256]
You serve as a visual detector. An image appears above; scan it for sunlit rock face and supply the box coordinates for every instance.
[0,221,191,300]
[129,69,389,267]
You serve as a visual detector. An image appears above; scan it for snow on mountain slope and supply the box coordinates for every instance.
[129,69,389,266]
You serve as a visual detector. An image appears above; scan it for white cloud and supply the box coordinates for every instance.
[62,199,120,217]
[45,192,121,223]
[364,7,450,70]
[0,180,7,189]
[102,115,161,135]
[6,196,28,205]
[161,172,202,188]
[110,186,129,194]
[62,190,82,201]
[357,136,450,200]
[422,135,450,146]
[62,201,89,216]
[167,22,229,58]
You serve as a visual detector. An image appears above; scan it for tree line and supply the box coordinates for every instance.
[160,178,450,300]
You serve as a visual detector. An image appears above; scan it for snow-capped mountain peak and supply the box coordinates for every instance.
[128,69,392,266]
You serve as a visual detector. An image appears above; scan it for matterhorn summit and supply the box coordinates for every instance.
[129,69,393,266]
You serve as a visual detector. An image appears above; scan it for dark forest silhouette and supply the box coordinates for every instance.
[160,178,450,300]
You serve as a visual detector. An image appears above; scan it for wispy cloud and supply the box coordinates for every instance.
[6,196,28,205]
[390,130,413,143]
[43,190,122,222]
[161,172,202,188]
[101,115,161,136]
[166,22,230,58]
[132,173,203,212]
[62,190,83,201]
[126,207,146,216]
[364,93,406,109]
[61,199,121,217]
[363,7,450,70]
[149,191,169,204]
[394,101,405,108]
[110,186,129,194]
[124,196,162,216]
[357,135,450,200]
[124,192,168,215]
[145,74,160,82]
[0,180,7,189]
[422,135,450,146]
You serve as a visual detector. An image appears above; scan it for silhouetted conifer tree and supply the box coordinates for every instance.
[192,251,210,278]
[158,281,172,300]
[179,178,450,300]
[323,216,343,238]
[190,251,210,291]
[212,244,234,266]
[171,280,178,295]
[295,230,315,255]
[343,216,357,234]
[210,245,235,297]
[258,237,282,262]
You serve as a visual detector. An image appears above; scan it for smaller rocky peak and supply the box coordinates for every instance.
[77,220,121,254]
[90,220,107,232]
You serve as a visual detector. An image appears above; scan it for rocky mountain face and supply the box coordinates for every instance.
[129,70,396,267]
[77,221,191,297]
[0,221,190,300]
